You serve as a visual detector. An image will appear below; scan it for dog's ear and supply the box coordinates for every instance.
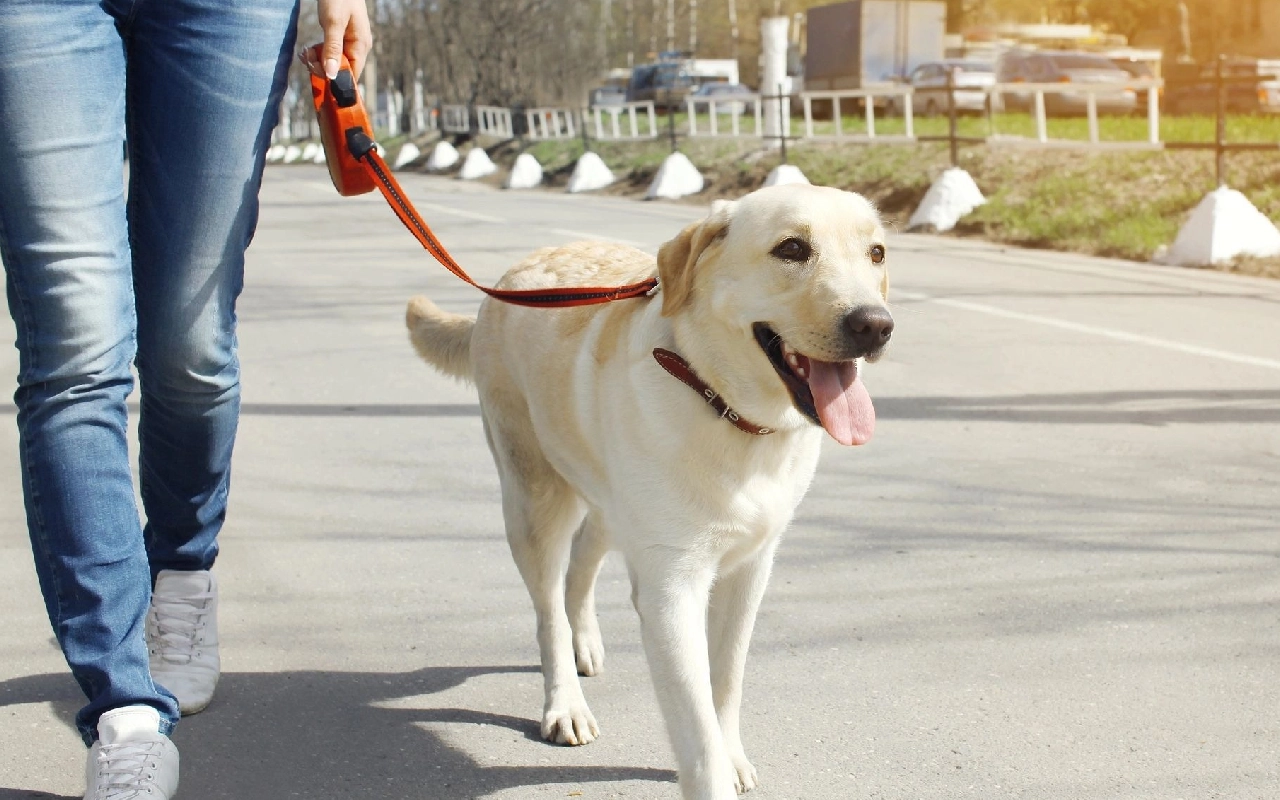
[656,205,732,316]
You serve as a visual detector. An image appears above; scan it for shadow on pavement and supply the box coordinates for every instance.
[0,665,676,799]
[876,388,1280,425]
[6,389,1280,423]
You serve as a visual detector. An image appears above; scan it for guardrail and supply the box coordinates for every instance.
[476,106,514,139]
[440,104,470,134]
[685,95,763,137]
[525,108,577,140]
[355,67,1269,181]
[585,101,659,141]
[800,86,916,141]
[988,80,1162,147]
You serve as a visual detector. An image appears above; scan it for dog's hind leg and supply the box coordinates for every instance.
[708,541,779,794]
[487,420,598,746]
[629,549,739,800]
[566,513,609,677]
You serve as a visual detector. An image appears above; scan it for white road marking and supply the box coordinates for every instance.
[411,202,507,224]
[550,228,649,248]
[897,290,1280,372]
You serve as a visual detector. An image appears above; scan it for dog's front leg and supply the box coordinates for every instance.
[708,542,779,793]
[631,554,739,800]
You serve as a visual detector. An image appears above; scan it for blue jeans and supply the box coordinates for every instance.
[0,0,298,744]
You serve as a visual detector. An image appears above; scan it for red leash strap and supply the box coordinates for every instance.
[348,132,658,308]
[308,48,656,309]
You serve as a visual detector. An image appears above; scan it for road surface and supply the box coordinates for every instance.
[2,165,1278,799]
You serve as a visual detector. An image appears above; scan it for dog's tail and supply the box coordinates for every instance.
[405,296,475,381]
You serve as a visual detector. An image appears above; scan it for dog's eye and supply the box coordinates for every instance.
[771,237,811,262]
[870,244,886,265]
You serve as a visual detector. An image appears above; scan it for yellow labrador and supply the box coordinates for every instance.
[406,184,892,799]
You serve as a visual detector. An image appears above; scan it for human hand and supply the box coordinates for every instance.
[300,0,373,80]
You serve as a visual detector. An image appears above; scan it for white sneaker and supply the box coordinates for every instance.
[147,569,220,715]
[85,705,179,800]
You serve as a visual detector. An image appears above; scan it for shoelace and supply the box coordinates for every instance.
[149,590,212,665]
[92,740,164,799]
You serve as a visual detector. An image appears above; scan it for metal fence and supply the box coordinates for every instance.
[276,56,1277,186]
[440,104,470,135]
[584,102,660,141]
[685,95,764,137]
[525,108,577,140]
[476,106,514,139]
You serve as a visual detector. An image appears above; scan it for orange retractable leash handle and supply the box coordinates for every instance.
[307,46,657,309]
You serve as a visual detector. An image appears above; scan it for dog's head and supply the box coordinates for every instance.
[656,184,891,446]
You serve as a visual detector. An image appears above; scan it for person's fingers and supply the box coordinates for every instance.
[343,10,373,80]
[318,1,373,81]
[320,17,347,80]
[297,45,325,78]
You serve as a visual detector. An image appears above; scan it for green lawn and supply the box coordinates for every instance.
[661,110,1280,146]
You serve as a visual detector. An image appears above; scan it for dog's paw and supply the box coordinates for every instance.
[541,702,600,746]
[573,625,605,677]
[729,751,758,793]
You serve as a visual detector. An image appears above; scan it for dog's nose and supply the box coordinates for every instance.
[845,306,894,354]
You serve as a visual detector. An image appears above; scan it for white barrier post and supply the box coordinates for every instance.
[1086,92,1099,144]
[904,91,914,139]
[864,94,875,138]
[761,16,788,148]
[1034,91,1048,142]
[1148,86,1160,144]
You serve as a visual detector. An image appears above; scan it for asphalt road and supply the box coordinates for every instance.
[2,165,1278,800]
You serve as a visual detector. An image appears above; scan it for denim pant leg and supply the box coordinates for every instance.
[0,0,178,743]
[122,0,298,578]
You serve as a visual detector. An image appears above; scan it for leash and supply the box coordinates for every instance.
[308,50,769,436]
[309,49,658,309]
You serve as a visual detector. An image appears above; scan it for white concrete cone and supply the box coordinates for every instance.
[393,142,420,169]
[760,17,790,149]
[282,145,302,164]
[300,142,320,162]
[567,152,614,193]
[505,153,544,189]
[1165,186,1280,266]
[907,168,987,232]
[645,152,704,200]
[425,141,460,171]
[763,164,810,187]
[266,144,285,163]
[458,147,496,180]
[312,147,326,164]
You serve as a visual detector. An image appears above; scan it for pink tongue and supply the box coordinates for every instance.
[807,359,875,446]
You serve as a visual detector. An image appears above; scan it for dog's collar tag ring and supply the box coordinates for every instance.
[652,348,774,436]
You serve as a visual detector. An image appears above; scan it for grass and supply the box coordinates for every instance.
[647,109,1280,145]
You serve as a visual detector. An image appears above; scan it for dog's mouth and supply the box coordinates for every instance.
[753,323,875,446]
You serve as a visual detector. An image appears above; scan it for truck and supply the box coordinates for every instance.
[626,53,742,109]
[803,0,947,92]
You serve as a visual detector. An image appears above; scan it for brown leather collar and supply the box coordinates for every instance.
[652,348,774,435]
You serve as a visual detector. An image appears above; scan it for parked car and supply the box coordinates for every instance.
[588,85,627,109]
[688,82,756,115]
[627,62,696,110]
[892,59,995,116]
[1163,57,1280,115]
[994,50,1137,115]
[1109,57,1157,113]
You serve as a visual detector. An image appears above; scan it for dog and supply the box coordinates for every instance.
[405,183,892,799]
